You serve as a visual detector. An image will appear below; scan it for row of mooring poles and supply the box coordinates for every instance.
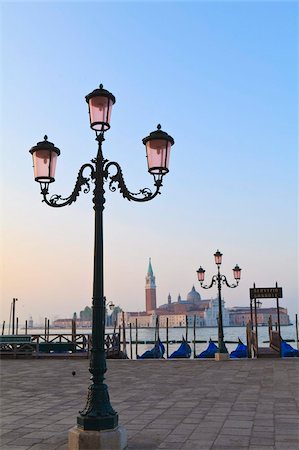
[113,312,299,359]
[119,314,200,359]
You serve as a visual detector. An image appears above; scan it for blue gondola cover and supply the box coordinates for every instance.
[196,340,218,358]
[230,341,248,358]
[281,341,299,357]
[169,340,192,359]
[137,339,165,359]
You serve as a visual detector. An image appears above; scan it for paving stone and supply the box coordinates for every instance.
[250,437,275,445]
[214,433,251,445]
[222,419,253,429]
[0,446,32,450]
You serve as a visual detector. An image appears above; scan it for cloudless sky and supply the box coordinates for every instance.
[1,1,298,326]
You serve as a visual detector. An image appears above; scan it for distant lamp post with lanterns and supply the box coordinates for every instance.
[29,84,174,450]
[105,299,115,311]
[196,250,241,358]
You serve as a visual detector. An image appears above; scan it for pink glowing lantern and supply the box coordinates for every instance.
[142,124,174,176]
[29,135,60,183]
[85,84,116,132]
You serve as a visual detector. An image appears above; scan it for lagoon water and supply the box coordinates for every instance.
[17,324,297,359]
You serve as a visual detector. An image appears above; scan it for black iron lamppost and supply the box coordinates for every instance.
[29,84,174,434]
[196,250,241,354]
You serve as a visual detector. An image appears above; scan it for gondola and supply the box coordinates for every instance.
[169,337,192,359]
[137,339,165,359]
[230,339,247,358]
[196,339,218,358]
[281,341,299,357]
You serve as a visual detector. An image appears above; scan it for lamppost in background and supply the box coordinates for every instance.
[105,298,115,311]
[29,84,174,449]
[105,297,115,327]
[197,250,241,357]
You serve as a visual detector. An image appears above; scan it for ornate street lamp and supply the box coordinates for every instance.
[196,250,241,355]
[29,85,174,446]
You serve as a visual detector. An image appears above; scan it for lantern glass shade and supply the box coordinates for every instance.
[145,139,172,175]
[88,96,114,131]
[233,264,241,280]
[214,250,223,265]
[29,136,60,183]
[142,125,174,176]
[197,266,205,282]
[85,85,116,132]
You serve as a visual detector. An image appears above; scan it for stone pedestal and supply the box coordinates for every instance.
[68,425,127,450]
[215,352,230,361]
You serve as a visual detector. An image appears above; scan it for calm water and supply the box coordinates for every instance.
[14,324,298,359]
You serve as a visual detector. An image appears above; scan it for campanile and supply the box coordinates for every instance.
[145,258,157,313]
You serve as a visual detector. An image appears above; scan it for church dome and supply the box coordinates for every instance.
[187,285,201,302]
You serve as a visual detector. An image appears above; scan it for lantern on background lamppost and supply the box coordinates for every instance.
[29,84,174,449]
[196,250,241,356]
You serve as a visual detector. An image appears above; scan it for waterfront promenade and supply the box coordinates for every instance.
[1,358,299,450]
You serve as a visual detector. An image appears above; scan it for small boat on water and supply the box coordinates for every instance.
[169,337,192,359]
[137,339,165,359]
[196,339,218,358]
[230,339,248,358]
[281,341,299,357]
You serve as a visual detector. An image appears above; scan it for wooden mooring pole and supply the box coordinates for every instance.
[122,311,127,355]
[166,317,169,359]
[2,321,5,335]
[193,315,196,357]
[185,315,188,342]
[135,319,138,357]
[16,317,19,335]
[72,319,76,343]
[25,320,28,335]
[129,323,133,360]
[296,313,299,350]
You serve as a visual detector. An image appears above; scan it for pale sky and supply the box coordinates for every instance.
[1,1,298,326]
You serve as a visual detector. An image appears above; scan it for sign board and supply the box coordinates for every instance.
[250,287,283,299]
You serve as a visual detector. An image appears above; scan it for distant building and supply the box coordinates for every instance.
[229,306,290,326]
[53,318,91,328]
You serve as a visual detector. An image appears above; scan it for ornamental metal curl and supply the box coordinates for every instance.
[41,163,95,208]
[201,274,238,290]
[221,275,238,289]
[104,160,162,202]
[200,275,217,290]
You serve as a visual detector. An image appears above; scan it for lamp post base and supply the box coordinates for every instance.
[215,352,230,361]
[68,425,127,450]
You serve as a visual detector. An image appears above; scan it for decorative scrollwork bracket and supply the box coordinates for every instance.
[221,275,238,289]
[104,161,162,202]
[40,163,95,208]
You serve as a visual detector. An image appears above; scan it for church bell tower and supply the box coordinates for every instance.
[145,258,157,313]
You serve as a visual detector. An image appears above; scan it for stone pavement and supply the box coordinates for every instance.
[0,358,299,450]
